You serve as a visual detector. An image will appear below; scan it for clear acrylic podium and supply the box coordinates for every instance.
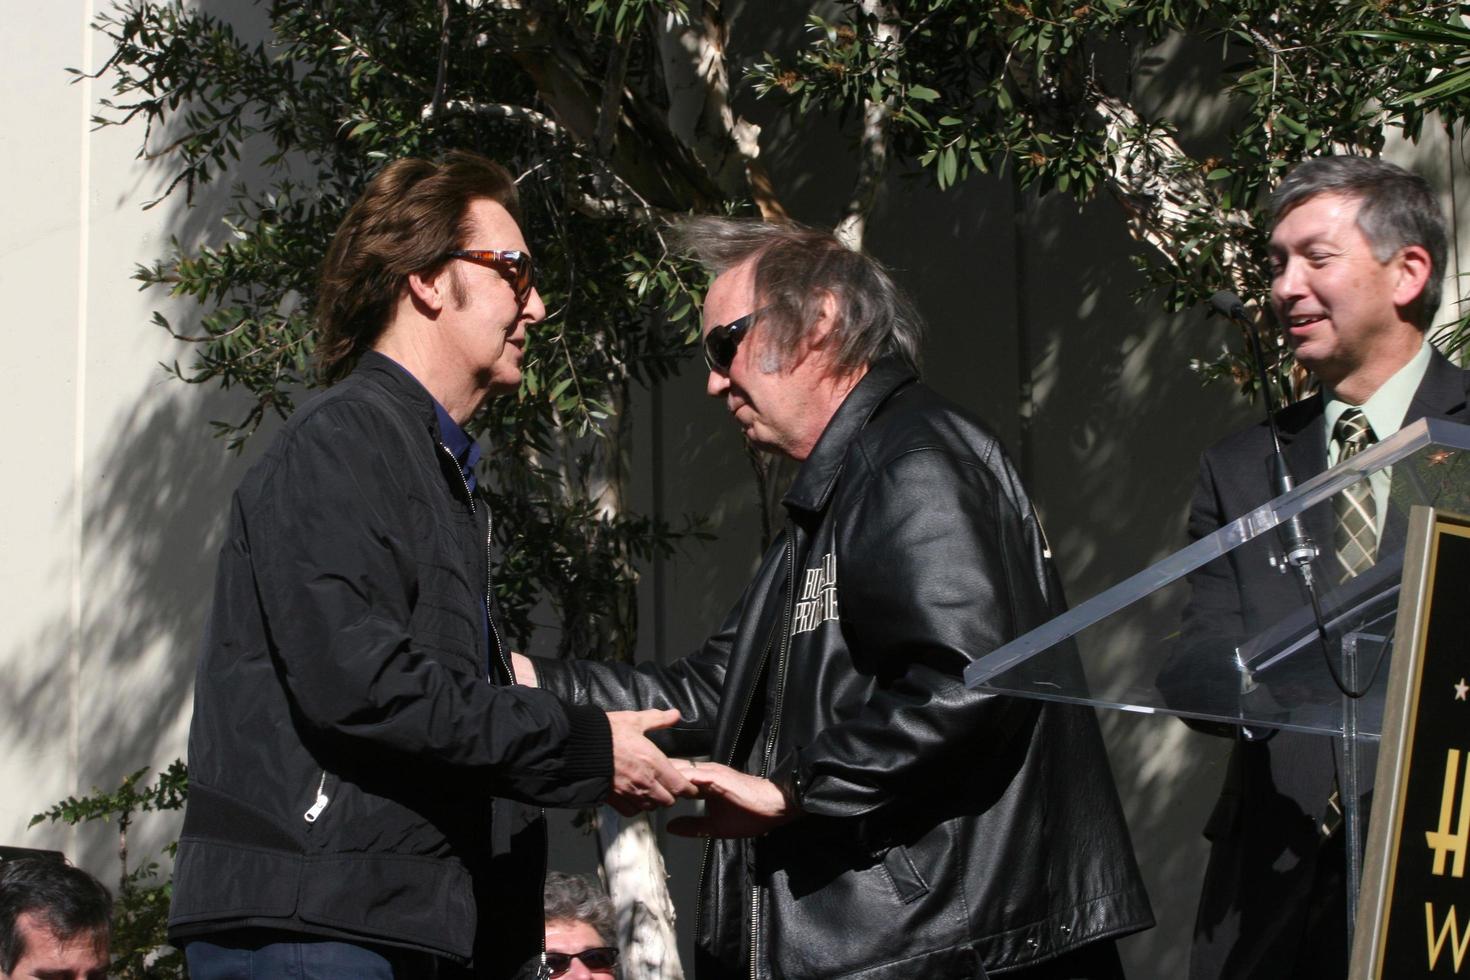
[964,416,1470,952]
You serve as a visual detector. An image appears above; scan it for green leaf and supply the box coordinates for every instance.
[1392,66,1470,107]
[1275,114,1307,135]
[938,146,957,188]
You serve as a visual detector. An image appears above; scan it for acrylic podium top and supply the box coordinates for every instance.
[964,418,1470,737]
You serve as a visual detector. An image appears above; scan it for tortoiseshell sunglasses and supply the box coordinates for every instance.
[444,249,536,305]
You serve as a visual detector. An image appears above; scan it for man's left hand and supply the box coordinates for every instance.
[510,651,538,687]
[666,761,797,838]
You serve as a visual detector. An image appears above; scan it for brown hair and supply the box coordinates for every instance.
[314,151,520,383]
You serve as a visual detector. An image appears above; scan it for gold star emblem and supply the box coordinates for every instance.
[1456,678,1469,701]
[1428,450,1455,466]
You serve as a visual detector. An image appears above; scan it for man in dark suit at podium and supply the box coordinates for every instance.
[1180,155,1470,980]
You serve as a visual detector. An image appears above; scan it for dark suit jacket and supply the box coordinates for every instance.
[1177,349,1470,980]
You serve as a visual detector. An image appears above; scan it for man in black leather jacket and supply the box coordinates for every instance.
[517,219,1153,979]
[168,152,694,979]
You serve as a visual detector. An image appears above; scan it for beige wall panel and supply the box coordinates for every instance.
[0,3,262,876]
[0,1,91,861]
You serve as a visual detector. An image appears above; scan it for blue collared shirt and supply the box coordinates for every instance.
[379,355,494,676]
[432,399,482,495]
[376,356,483,492]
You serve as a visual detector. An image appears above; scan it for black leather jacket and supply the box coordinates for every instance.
[169,352,612,975]
[536,358,1152,979]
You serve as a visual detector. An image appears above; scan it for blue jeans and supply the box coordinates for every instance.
[184,931,444,979]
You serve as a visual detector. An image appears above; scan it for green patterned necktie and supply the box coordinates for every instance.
[1333,407,1378,579]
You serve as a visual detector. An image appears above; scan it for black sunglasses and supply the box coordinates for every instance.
[702,306,770,372]
[544,946,619,976]
[445,249,537,305]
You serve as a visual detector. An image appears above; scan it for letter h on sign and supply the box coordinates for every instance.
[1426,748,1470,878]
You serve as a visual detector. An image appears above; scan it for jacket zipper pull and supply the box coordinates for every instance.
[304,773,330,823]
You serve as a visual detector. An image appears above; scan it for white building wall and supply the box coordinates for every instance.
[0,1,258,874]
[1,0,89,857]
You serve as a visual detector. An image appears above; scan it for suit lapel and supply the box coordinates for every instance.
[1383,350,1470,548]
[1404,348,1470,426]
[1267,353,1470,564]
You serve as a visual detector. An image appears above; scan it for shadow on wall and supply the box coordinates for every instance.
[7,0,289,872]
[1017,187,1256,980]
[95,0,277,255]
[33,0,290,869]
[3,381,267,871]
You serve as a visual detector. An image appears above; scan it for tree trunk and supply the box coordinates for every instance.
[1088,90,1255,290]
[595,808,685,980]
[579,381,684,979]
[653,1,787,218]
[834,0,900,251]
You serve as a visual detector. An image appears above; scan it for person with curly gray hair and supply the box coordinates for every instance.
[521,873,619,980]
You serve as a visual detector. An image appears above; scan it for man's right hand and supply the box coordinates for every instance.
[605,708,696,817]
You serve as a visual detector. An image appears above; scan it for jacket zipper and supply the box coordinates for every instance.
[436,442,513,683]
[440,441,540,977]
[751,522,799,980]
[692,530,794,967]
[757,520,799,777]
[747,522,798,977]
[485,512,513,684]
[303,771,330,823]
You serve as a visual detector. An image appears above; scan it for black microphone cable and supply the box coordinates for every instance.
[1210,291,1385,699]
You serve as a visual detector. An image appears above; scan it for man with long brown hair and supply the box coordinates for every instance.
[169,151,693,979]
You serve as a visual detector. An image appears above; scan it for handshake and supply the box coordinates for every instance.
[607,708,795,839]
[512,653,794,839]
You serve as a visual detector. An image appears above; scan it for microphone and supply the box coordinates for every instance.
[1210,291,1317,570]
[1210,293,1382,700]
[1209,290,1248,322]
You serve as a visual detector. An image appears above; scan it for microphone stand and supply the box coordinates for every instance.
[1211,290,1370,952]
[1212,292,1318,577]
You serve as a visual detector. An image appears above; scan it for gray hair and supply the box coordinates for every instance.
[670,216,925,374]
[1270,156,1448,327]
[543,872,616,947]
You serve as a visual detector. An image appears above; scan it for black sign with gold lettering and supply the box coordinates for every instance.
[1356,512,1470,977]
